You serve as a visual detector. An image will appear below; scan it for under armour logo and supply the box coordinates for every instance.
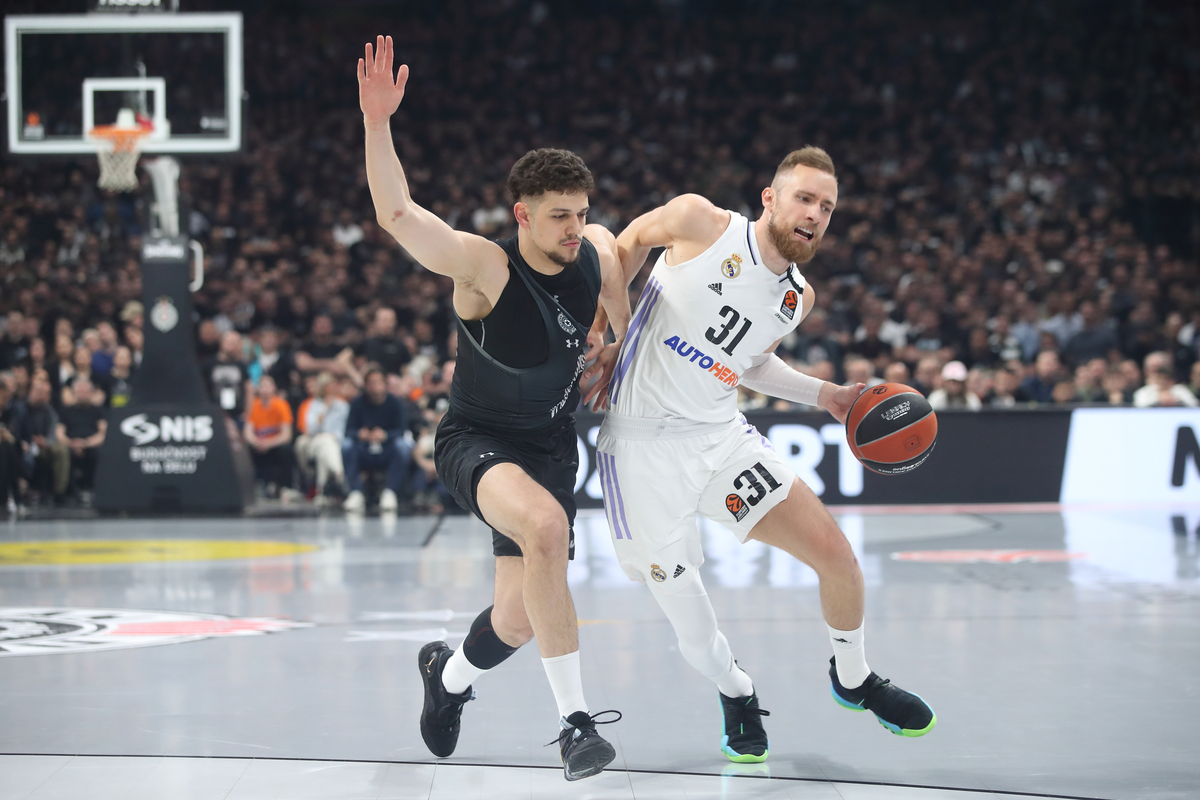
[832,637,850,644]
[566,339,579,348]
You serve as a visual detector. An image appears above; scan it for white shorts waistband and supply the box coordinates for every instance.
[600,412,733,440]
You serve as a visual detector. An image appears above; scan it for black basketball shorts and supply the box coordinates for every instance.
[434,412,577,559]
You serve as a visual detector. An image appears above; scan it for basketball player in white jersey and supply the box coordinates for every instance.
[583,147,935,763]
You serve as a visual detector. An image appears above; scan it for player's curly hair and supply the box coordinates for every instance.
[506,148,594,204]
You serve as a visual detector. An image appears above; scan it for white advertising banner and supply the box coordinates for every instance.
[1060,408,1200,504]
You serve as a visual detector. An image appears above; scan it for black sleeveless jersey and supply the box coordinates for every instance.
[450,236,600,434]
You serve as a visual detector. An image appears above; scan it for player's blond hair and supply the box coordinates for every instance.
[774,147,836,182]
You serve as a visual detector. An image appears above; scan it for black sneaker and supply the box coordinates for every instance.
[418,641,474,757]
[829,656,936,737]
[719,691,770,762]
[548,710,621,781]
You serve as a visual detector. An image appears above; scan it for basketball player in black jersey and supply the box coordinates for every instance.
[359,36,630,781]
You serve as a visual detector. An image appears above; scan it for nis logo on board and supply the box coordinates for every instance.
[120,414,214,446]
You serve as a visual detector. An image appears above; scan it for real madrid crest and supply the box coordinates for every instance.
[557,311,577,335]
[720,253,742,279]
[150,297,179,333]
[649,563,667,582]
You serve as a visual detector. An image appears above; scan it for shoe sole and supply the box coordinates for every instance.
[721,738,768,763]
[562,738,616,781]
[830,685,937,737]
[418,642,458,758]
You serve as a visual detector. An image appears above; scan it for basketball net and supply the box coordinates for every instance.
[89,108,153,193]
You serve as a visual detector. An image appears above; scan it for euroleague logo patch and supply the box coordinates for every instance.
[0,607,311,657]
[780,290,799,321]
[726,493,749,522]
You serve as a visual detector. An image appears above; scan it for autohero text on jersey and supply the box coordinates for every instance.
[662,335,740,387]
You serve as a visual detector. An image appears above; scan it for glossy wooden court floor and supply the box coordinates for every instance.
[0,503,1197,799]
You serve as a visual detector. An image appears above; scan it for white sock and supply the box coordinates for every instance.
[828,623,870,689]
[650,571,754,697]
[709,635,755,698]
[541,651,588,719]
[441,647,485,695]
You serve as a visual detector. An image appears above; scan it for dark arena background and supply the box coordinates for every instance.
[0,1,1197,798]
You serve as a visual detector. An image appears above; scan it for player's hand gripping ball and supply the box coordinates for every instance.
[845,383,937,475]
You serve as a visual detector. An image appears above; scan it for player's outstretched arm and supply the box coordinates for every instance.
[359,35,503,281]
[614,194,729,288]
[739,289,866,424]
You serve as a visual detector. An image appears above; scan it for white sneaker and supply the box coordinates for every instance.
[343,490,366,512]
[379,489,399,512]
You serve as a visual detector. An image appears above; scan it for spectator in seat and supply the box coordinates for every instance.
[91,321,120,376]
[359,307,412,376]
[296,314,355,377]
[124,326,144,369]
[206,331,252,419]
[989,367,1019,407]
[244,375,295,497]
[20,377,68,502]
[883,361,910,386]
[1072,359,1107,404]
[252,326,294,390]
[0,310,31,370]
[929,361,982,410]
[1133,352,1199,408]
[843,356,882,389]
[911,355,941,397]
[1018,350,1062,404]
[1064,301,1119,366]
[0,379,23,512]
[342,368,410,513]
[108,346,136,409]
[1102,366,1133,405]
[69,344,111,406]
[1189,361,1200,401]
[296,372,349,499]
[411,396,453,514]
[56,379,107,502]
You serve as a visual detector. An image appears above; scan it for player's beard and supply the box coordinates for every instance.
[545,240,582,267]
[766,212,821,264]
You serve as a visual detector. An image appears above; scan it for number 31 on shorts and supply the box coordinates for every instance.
[725,462,781,522]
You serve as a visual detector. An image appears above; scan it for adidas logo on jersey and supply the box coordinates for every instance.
[708,283,722,296]
[673,565,686,578]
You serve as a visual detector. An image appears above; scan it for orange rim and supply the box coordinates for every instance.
[89,125,152,152]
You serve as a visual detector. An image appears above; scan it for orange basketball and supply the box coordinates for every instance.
[845,383,938,475]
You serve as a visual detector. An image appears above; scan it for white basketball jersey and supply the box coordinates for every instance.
[608,211,808,423]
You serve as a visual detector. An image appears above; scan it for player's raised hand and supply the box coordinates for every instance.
[358,35,409,124]
[819,381,866,425]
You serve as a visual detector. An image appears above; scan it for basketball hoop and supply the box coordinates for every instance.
[89,109,153,192]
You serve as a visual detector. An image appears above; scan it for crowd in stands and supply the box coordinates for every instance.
[1,0,1198,511]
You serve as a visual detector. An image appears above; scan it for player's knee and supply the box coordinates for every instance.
[813,524,860,577]
[519,508,570,562]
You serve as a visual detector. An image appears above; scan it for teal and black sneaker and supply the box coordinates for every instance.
[719,691,771,763]
[829,656,936,737]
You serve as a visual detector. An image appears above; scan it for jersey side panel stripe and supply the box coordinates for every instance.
[597,452,623,539]
[610,279,663,403]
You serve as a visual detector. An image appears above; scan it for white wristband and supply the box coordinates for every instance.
[739,354,825,407]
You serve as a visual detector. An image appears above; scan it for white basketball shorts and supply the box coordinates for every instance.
[595,412,797,592]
